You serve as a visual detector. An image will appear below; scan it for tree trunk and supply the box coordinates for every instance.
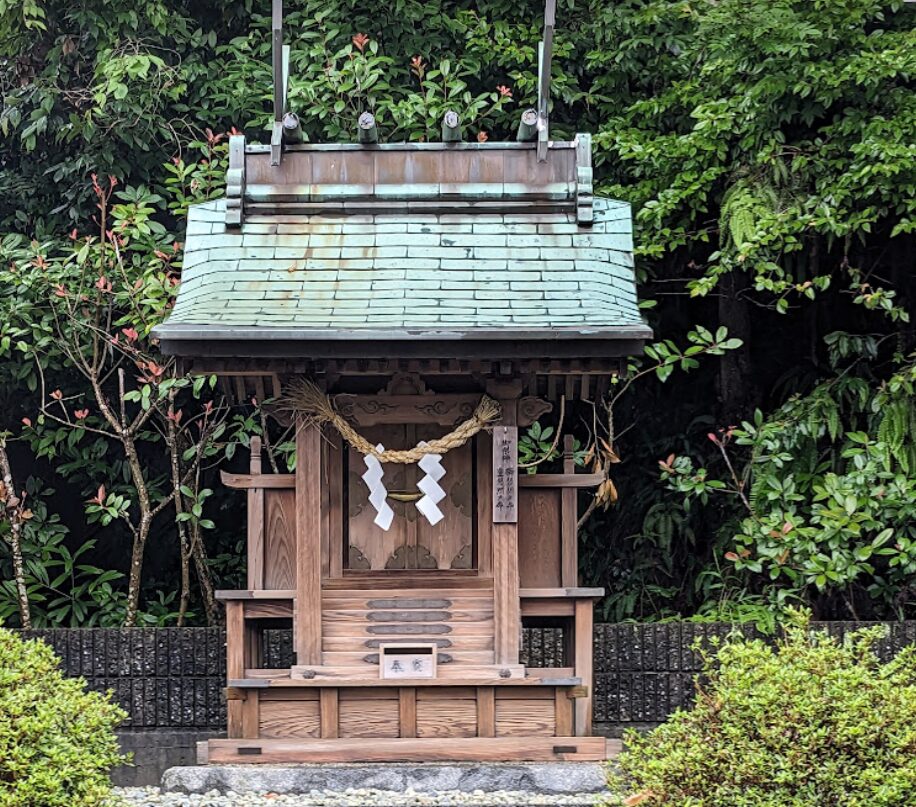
[717,271,756,421]
[166,419,192,626]
[123,516,149,628]
[0,439,31,629]
[190,524,218,625]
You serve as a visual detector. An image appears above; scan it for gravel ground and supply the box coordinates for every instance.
[111,787,609,806]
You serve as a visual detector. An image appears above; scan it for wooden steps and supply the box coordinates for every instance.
[320,585,497,672]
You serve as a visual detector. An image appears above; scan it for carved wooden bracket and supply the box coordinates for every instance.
[334,393,480,427]
[518,396,552,427]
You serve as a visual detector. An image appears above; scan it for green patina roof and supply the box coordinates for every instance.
[154,196,650,350]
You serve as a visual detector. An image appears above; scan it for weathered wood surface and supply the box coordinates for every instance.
[216,589,296,600]
[259,697,320,739]
[561,435,578,588]
[495,697,555,737]
[247,438,265,589]
[232,673,562,688]
[399,687,418,737]
[339,691,400,738]
[476,686,495,738]
[346,424,474,571]
[265,490,296,590]
[221,472,295,489]
[295,421,322,665]
[520,587,604,598]
[335,394,481,427]
[574,598,594,736]
[517,473,604,488]
[492,426,518,523]
[205,735,610,763]
[518,488,561,588]
[319,688,338,739]
[493,403,521,667]
[320,586,496,671]
[226,602,245,738]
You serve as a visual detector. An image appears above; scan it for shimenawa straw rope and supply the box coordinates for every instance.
[281,378,501,463]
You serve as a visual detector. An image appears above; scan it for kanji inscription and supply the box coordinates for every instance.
[492,425,518,523]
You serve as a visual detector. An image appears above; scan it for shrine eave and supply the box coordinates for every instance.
[154,323,651,360]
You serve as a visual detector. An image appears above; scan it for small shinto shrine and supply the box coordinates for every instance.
[152,0,650,764]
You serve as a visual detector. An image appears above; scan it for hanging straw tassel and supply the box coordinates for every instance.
[281,378,501,463]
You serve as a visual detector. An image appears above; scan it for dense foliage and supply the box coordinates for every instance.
[0,626,127,806]
[616,612,916,806]
[0,0,913,625]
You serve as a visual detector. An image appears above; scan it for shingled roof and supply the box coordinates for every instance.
[153,137,651,359]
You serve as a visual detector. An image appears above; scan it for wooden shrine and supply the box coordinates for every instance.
[152,0,650,764]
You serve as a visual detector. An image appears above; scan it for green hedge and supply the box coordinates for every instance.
[616,611,916,806]
[0,626,127,807]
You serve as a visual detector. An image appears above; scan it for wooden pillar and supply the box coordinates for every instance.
[399,688,417,738]
[477,686,495,737]
[555,687,573,737]
[241,690,259,739]
[574,598,594,735]
[226,601,245,738]
[560,434,578,587]
[295,419,322,665]
[492,398,520,666]
[320,688,339,738]
[475,432,493,576]
[247,436,265,589]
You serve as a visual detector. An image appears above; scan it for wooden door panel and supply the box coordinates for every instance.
[415,425,474,570]
[347,425,409,570]
[264,489,296,589]
[345,425,476,571]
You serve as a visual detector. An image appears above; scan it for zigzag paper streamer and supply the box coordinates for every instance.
[416,444,446,526]
[362,443,394,531]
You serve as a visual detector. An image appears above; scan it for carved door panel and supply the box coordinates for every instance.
[346,424,408,571]
[345,424,475,571]
[414,425,474,570]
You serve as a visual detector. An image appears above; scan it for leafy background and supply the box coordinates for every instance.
[0,0,913,627]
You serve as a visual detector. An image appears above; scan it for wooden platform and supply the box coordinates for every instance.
[199,736,620,764]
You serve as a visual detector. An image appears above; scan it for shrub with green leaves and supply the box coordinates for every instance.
[616,611,916,806]
[0,626,127,807]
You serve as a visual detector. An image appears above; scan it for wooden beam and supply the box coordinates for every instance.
[216,589,296,601]
[517,473,604,488]
[334,393,483,427]
[221,472,295,489]
[206,736,611,763]
[244,601,294,619]
[295,420,322,665]
[520,599,574,617]
[520,588,604,598]
[228,675,573,689]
